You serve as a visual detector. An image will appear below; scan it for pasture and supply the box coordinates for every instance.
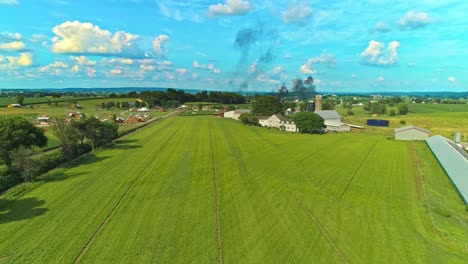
[0,116,467,263]
[339,103,468,138]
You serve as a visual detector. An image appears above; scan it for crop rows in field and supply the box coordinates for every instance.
[1,116,468,263]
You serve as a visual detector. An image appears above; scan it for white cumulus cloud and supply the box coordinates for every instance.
[377,76,385,82]
[361,40,400,66]
[51,21,146,57]
[375,21,390,33]
[448,76,456,83]
[398,11,432,30]
[0,41,27,52]
[0,0,19,5]
[49,61,69,68]
[299,63,316,74]
[6,53,33,67]
[209,0,252,17]
[282,4,312,25]
[110,69,122,75]
[71,56,97,66]
[140,65,154,71]
[176,68,187,75]
[152,35,169,56]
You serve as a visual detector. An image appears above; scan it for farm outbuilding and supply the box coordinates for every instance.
[426,135,468,204]
[395,126,430,141]
[314,110,342,123]
[223,109,251,120]
[324,120,350,132]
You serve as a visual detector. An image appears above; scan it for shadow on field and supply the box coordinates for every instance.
[0,197,47,224]
[68,154,110,167]
[108,139,141,150]
[39,171,88,183]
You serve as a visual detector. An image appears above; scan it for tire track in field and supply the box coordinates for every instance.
[292,193,349,264]
[339,140,379,201]
[73,122,184,264]
[298,138,348,162]
[208,125,223,264]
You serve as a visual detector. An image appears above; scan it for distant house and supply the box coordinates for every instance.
[224,109,251,120]
[395,125,430,140]
[137,107,150,112]
[259,114,297,132]
[36,116,51,126]
[7,103,22,108]
[314,110,342,123]
[258,116,269,127]
[324,120,350,132]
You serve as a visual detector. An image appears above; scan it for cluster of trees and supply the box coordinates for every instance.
[0,116,118,192]
[363,101,408,116]
[139,89,246,108]
[53,117,118,160]
[242,96,324,133]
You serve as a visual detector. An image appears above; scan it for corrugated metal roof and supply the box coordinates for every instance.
[426,135,468,204]
[314,110,341,120]
[324,120,347,127]
[395,125,430,134]
[234,109,251,114]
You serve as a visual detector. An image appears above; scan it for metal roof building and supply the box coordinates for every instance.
[426,135,468,204]
[395,125,430,141]
[314,110,341,123]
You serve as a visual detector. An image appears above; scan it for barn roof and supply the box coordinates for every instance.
[314,110,341,120]
[234,109,251,114]
[324,120,348,127]
[395,125,430,134]
[426,135,468,204]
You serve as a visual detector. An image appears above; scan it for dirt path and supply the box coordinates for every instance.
[208,126,223,264]
[292,193,349,264]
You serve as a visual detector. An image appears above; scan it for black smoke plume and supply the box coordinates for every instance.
[232,24,278,90]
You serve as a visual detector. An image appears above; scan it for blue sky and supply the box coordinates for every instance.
[0,0,467,92]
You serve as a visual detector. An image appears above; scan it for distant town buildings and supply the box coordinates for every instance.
[223,109,251,120]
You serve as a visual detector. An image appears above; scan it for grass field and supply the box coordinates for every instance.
[0,116,467,263]
[0,98,174,150]
[0,96,93,107]
[338,103,468,139]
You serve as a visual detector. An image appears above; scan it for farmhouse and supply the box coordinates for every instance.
[259,114,297,132]
[36,116,51,126]
[395,125,430,140]
[7,103,22,108]
[258,116,269,127]
[314,110,342,123]
[324,120,350,132]
[224,109,251,120]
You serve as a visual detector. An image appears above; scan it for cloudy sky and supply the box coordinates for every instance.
[0,0,467,92]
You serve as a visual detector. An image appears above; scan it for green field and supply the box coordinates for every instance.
[1,116,467,263]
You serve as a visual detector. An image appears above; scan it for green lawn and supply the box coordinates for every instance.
[0,116,467,263]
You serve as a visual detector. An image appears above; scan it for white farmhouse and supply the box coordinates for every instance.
[224,109,251,120]
[395,126,430,140]
[259,114,297,132]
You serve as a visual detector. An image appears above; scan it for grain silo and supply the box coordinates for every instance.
[315,95,322,112]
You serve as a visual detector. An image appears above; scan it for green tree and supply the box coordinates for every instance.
[292,112,324,134]
[389,109,396,116]
[252,96,282,116]
[52,118,80,162]
[397,104,408,115]
[16,95,24,105]
[10,146,37,181]
[82,117,118,151]
[239,113,259,126]
[0,117,48,168]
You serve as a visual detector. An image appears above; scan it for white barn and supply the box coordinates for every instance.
[224,109,251,120]
[395,126,430,140]
[314,110,342,123]
[324,120,350,132]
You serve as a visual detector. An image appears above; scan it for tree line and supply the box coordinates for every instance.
[0,116,118,192]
